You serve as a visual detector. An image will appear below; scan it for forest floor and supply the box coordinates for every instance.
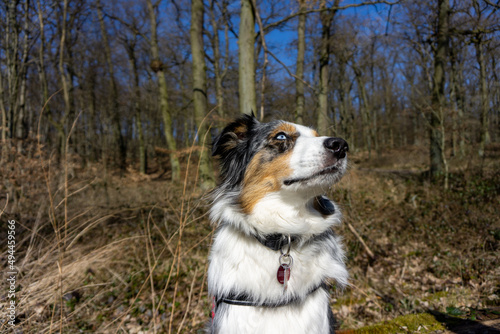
[1,142,499,333]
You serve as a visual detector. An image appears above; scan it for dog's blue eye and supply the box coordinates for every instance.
[275,133,287,140]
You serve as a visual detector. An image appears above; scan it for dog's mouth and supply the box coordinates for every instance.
[283,164,341,186]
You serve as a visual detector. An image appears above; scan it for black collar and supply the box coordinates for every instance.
[254,233,296,251]
[216,283,327,308]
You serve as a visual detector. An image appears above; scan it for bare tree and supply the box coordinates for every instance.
[317,0,340,135]
[430,0,449,185]
[239,0,256,116]
[146,0,180,180]
[191,0,215,188]
[295,0,306,124]
[96,0,126,170]
[208,0,230,122]
[123,36,147,174]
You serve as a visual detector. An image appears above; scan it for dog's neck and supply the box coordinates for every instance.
[252,196,336,251]
[254,233,296,251]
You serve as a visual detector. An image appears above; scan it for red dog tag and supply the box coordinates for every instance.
[277,264,291,284]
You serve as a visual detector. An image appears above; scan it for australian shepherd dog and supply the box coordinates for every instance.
[207,114,349,333]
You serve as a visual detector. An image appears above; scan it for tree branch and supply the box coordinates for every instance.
[104,12,150,44]
[484,0,500,9]
[262,0,400,32]
[266,49,316,92]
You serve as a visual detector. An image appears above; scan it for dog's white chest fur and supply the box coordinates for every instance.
[207,197,348,333]
[214,289,331,333]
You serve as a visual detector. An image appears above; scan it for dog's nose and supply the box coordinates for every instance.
[323,137,349,159]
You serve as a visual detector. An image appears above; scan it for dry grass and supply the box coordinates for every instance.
[0,141,499,333]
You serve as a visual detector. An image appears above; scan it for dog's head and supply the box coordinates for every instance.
[212,115,348,219]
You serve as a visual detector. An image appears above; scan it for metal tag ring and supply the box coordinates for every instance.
[279,253,293,267]
[280,234,292,256]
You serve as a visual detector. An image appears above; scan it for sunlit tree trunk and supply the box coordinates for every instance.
[317,0,338,135]
[209,0,225,121]
[430,0,449,187]
[147,0,180,180]
[295,0,306,124]
[353,64,372,157]
[239,0,256,115]
[191,0,215,189]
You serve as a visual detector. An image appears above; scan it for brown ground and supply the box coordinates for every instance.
[0,142,498,333]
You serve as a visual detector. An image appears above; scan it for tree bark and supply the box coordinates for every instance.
[6,0,19,142]
[209,0,228,121]
[58,0,71,157]
[124,39,147,174]
[96,0,126,170]
[449,38,465,157]
[430,0,449,186]
[295,0,306,124]
[0,64,7,163]
[317,0,339,135]
[353,64,372,157]
[191,0,215,189]
[147,0,180,180]
[239,0,256,116]
[474,35,490,157]
[16,0,30,147]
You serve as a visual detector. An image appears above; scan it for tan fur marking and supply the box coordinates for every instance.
[311,130,319,137]
[234,124,248,137]
[269,123,297,139]
[240,150,293,214]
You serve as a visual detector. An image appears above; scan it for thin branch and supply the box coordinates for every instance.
[484,0,500,9]
[266,49,316,92]
[262,0,400,32]
[104,12,150,44]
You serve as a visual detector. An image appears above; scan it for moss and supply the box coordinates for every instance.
[349,313,445,334]
[423,290,449,301]
[334,295,367,307]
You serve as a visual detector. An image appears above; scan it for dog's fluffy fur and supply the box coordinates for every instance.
[208,115,349,333]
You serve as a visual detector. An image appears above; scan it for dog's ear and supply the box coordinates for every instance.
[212,114,259,157]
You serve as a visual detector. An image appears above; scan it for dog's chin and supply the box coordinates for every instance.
[282,162,346,191]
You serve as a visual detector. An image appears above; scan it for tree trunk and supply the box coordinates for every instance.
[96,0,126,170]
[0,65,7,163]
[124,39,147,174]
[449,39,465,157]
[474,35,490,157]
[58,0,70,157]
[317,0,339,135]
[6,0,21,144]
[239,0,256,116]
[191,0,215,189]
[15,0,30,149]
[295,0,306,124]
[491,54,500,142]
[353,65,372,157]
[430,0,449,186]
[209,0,226,121]
[147,0,180,180]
